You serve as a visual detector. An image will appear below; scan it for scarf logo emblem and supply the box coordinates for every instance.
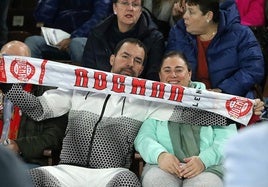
[226,97,253,118]
[10,58,35,82]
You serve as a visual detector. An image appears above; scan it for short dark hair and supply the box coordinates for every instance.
[112,0,144,5]
[185,0,219,23]
[113,38,148,64]
[159,51,192,72]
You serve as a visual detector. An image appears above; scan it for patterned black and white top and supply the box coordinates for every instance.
[6,84,230,186]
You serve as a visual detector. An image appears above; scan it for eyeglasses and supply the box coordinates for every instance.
[117,1,142,9]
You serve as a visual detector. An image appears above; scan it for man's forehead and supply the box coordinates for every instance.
[118,42,144,56]
[129,0,142,3]
[1,47,28,56]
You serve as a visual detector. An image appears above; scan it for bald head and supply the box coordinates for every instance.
[1,40,31,57]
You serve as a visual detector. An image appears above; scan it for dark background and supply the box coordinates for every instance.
[7,0,40,42]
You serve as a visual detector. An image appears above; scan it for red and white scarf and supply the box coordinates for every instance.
[0,55,254,125]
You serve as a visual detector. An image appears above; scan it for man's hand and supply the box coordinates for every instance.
[253,98,264,115]
[158,152,182,178]
[56,38,71,51]
[172,0,186,22]
[208,88,222,93]
[6,139,21,154]
[179,156,205,178]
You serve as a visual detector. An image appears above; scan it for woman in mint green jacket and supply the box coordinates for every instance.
[134,51,237,187]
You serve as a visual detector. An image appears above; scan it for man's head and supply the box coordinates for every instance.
[159,51,192,87]
[112,0,143,3]
[0,40,31,57]
[110,38,147,77]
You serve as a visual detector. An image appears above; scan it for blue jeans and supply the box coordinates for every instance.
[69,37,87,65]
[0,0,10,48]
[24,35,70,60]
[25,36,87,65]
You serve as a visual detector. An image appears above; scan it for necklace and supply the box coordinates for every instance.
[199,31,216,41]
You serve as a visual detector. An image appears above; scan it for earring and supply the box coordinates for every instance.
[207,19,210,23]
[114,11,117,15]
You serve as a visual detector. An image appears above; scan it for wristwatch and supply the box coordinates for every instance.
[1,139,22,155]
[2,139,11,146]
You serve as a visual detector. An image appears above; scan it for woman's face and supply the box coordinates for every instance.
[159,56,191,87]
[113,0,142,32]
[183,3,210,35]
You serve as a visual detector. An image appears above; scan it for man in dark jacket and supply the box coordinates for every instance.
[81,0,165,81]
[6,85,68,167]
[0,41,68,168]
[25,0,113,65]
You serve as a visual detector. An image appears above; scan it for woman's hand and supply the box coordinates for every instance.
[158,152,183,178]
[179,156,205,178]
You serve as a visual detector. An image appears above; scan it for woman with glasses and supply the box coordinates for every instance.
[82,0,165,81]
